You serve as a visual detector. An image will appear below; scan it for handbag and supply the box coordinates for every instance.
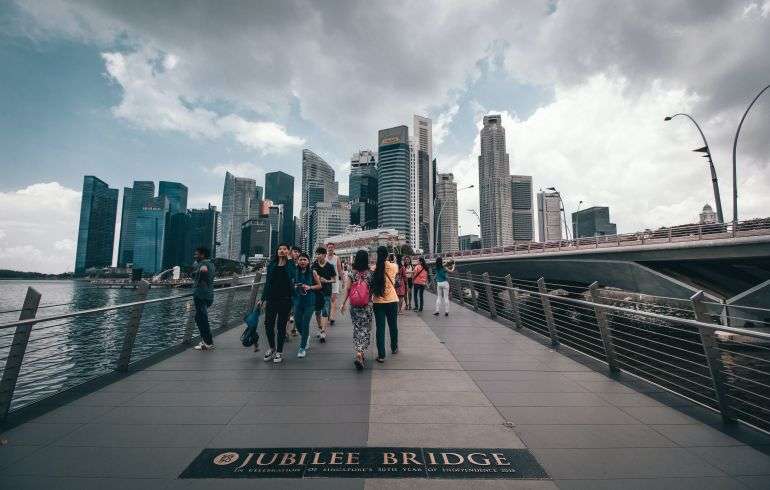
[241,309,261,347]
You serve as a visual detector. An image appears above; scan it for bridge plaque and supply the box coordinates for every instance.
[179,447,549,479]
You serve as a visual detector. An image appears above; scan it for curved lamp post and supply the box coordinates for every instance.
[731,83,770,226]
[664,113,724,223]
[434,184,473,253]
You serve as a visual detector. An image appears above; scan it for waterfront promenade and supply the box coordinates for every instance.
[2,292,770,489]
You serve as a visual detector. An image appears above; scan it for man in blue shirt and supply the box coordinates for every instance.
[192,246,216,350]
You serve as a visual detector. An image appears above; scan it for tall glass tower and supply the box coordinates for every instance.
[478,115,513,248]
[378,126,410,243]
[74,176,119,275]
[349,150,378,229]
[117,181,154,266]
[158,181,188,215]
[511,175,534,241]
[300,149,336,249]
[265,171,295,245]
[133,196,169,274]
[413,115,434,253]
[218,171,262,261]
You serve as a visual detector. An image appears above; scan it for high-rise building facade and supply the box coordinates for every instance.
[158,181,188,215]
[241,218,272,259]
[349,150,378,229]
[511,175,534,241]
[189,205,219,258]
[300,149,337,250]
[409,140,420,251]
[218,171,261,261]
[117,181,154,266]
[265,171,295,245]
[309,201,351,250]
[163,211,191,269]
[133,196,169,274]
[377,125,411,245]
[266,202,284,254]
[572,206,617,238]
[435,173,459,253]
[478,115,513,248]
[459,234,482,250]
[537,190,562,242]
[75,176,119,275]
[414,115,434,253]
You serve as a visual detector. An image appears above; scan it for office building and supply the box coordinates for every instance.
[309,201,351,250]
[158,181,188,215]
[266,201,284,254]
[265,171,295,244]
[409,140,419,251]
[74,176,119,275]
[478,115,513,248]
[511,175,534,241]
[321,228,405,260]
[189,205,219,258]
[699,204,717,224]
[133,196,169,274]
[378,125,411,244]
[537,190,562,242]
[117,181,154,266]
[435,173,459,253]
[218,171,262,261]
[459,234,482,250]
[572,206,617,238]
[162,211,191,269]
[300,149,337,249]
[241,218,273,259]
[414,115,434,253]
[349,149,378,229]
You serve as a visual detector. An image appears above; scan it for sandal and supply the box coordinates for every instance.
[354,352,364,371]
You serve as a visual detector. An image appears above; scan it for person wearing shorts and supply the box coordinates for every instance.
[326,241,342,326]
[312,246,336,343]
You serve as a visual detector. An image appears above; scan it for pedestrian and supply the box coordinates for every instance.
[326,241,343,327]
[287,245,302,338]
[395,254,407,313]
[433,257,455,317]
[192,246,217,351]
[371,246,399,362]
[312,246,337,343]
[293,252,321,358]
[403,256,413,310]
[258,243,296,363]
[340,249,373,370]
[412,257,429,312]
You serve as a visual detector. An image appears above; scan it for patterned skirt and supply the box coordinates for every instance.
[350,305,373,353]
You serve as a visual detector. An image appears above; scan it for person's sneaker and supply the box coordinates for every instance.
[263,349,275,362]
[297,348,307,358]
[445,312,449,316]
[433,312,439,316]
[193,341,208,351]
[289,315,294,324]
[319,331,327,343]
[273,353,283,363]
[330,319,335,325]
[391,348,398,355]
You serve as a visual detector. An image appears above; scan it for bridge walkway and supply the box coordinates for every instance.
[2,292,770,489]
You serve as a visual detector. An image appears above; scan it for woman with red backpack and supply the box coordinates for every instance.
[340,249,374,370]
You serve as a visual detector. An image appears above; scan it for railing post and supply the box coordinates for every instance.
[467,272,478,311]
[0,287,42,421]
[220,289,236,329]
[246,272,263,313]
[588,282,620,373]
[698,224,703,240]
[117,280,150,372]
[691,291,736,423]
[505,274,522,329]
[182,302,196,345]
[537,277,559,347]
[482,272,496,319]
[668,228,672,242]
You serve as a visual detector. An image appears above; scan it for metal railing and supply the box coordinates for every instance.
[428,271,770,432]
[427,217,770,260]
[0,273,263,421]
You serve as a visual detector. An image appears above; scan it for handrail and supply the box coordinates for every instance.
[0,281,259,331]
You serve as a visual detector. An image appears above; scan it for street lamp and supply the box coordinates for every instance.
[574,200,584,239]
[546,187,571,240]
[731,83,770,226]
[664,113,724,223]
[434,184,474,253]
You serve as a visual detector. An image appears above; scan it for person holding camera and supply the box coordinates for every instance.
[433,257,455,317]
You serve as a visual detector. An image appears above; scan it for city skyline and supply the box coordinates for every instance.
[2,1,770,272]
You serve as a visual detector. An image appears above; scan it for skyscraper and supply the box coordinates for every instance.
[133,196,169,274]
[218,171,262,260]
[572,206,617,238]
[537,190,562,242]
[189,205,219,256]
[478,115,513,248]
[300,149,337,249]
[309,201,351,250]
[349,150,378,229]
[241,218,272,259]
[511,175,534,241]
[435,173,459,253]
[378,125,411,244]
[117,181,154,266]
[74,176,119,275]
[265,171,295,244]
[414,115,434,253]
[158,181,188,215]
[266,201,284,253]
[163,211,191,269]
[409,140,419,251]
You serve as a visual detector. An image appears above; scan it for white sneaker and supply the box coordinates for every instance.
[319,331,326,343]
[297,348,307,358]
[263,349,275,362]
[194,342,213,351]
[273,353,283,363]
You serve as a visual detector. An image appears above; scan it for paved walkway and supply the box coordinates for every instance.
[2,292,770,489]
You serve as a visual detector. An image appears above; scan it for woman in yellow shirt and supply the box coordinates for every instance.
[371,245,399,362]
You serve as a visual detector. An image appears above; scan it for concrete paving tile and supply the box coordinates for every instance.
[531,447,725,479]
[126,390,255,406]
[487,392,609,407]
[247,390,370,405]
[0,422,81,445]
[209,423,369,446]
[652,424,745,447]
[99,379,160,392]
[68,390,142,406]
[55,423,223,447]
[370,378,479,392]
[516,424,677,449]
[468,371,568,381]
[594,392,668,407]
[94,405,241,425]
[621,406,700,424]
[146,379,268,393]
[229,403,370,424]
[476,379,588,393]
[367,423,525,448]
[572,380,641,393]
[499,406,641,425]
[554,477,747,490]
[736,475,770,489]
[370,405,503,424]
[0,476,170,490]
[689,446,770,476]
[0,444,41,470]
[370,390,491,406]
[28,404,114,424]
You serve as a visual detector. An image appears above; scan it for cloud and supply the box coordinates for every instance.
[0,182,81,273]
[203,162,265,180]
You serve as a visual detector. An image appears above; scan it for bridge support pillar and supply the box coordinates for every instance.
[482,272,497,319]
[505,275,522,329]
[691,291,736,424]
[117,280,150,372]
[0,287,42,421]
[467,272,478,312]
[537,278,559,347]
[588,282,620,373]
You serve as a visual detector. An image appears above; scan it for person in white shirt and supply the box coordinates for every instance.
[326,241,343,327]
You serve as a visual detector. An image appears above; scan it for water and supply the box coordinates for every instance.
[0,280,253,411]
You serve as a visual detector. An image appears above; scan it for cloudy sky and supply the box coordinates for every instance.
[1,0,769,273]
